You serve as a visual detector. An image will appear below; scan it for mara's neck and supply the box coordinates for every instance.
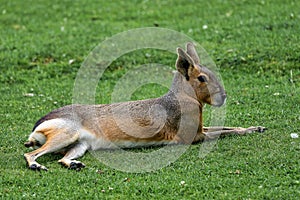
[162,72,204,134]
[169,72,198,103]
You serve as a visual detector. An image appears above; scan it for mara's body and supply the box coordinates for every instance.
[27,90,194,151]
[24,43,265,171]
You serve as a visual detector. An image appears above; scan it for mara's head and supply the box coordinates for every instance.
[175,42,226,107]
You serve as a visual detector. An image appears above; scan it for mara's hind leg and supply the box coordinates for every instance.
[58,142,89,171]
[203,126,267,139]
[24,131,79,171]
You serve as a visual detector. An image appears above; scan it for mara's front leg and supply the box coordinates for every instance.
[203,126,267,139]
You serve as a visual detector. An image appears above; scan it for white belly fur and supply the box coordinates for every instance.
[79,129,177,150]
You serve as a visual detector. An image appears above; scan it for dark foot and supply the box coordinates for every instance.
[246,126,267,133]
[69,161,85,171]
[24,155,48,171]
[257,126,267,133]
[28,163,48,171]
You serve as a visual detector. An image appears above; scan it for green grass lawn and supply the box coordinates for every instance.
[1,0,300,199]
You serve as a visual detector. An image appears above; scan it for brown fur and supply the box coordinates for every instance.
[24,43,265,171]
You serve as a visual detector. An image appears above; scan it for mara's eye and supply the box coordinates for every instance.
[198,75,208,83]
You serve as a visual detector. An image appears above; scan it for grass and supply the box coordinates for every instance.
[1,0,300,199]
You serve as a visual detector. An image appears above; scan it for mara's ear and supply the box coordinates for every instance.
[186,42,200,65]
[176,47,196,80]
